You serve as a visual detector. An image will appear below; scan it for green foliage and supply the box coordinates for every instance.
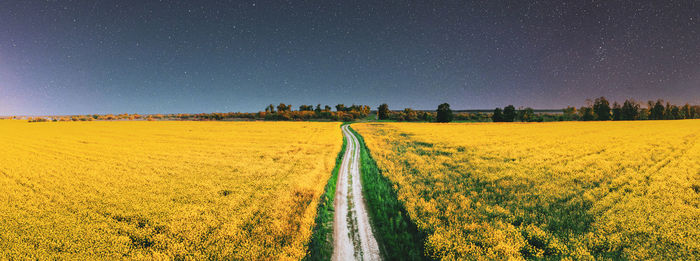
[378,103,390,120]
[419,111,434,122]
[579,106,595,121]
[299,105,315,111]
[593,97,611,120]
[349,126,427,260]
[562,106,579,121]
[518,107,535,122]
[277,103,292,112]
[650,100,665,120]
[436,103,453,123]
[621,99,639,120]
[503,105,517,122]
[492,107,504,122]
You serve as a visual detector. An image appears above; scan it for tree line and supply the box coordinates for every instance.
[23,103,372,122]
[377,103,493,122]
[560,97,698,121]
[492,97,698,122]
[20,98,698,123]
[261,103,371,121]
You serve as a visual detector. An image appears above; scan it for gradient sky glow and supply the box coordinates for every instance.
[0,0,699,115]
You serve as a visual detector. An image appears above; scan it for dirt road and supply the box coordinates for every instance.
[332,125,381,261]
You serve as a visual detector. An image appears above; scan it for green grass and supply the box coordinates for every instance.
[305,129,347,260]
[348,126,428,260]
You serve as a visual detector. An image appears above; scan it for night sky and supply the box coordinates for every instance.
[0,1,698,115]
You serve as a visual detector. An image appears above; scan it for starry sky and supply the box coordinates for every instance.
[0,0,698,115]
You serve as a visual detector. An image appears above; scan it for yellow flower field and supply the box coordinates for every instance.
[354,120,700,260]
[0,120,342,259]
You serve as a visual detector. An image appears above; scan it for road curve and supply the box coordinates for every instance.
[332,125,381,261]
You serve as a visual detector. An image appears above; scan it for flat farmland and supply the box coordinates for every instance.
[0,120,342,259]
[353,120,700,260]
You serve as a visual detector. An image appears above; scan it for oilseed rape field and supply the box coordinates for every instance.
[353,120,700,260]
[0,120,342,259]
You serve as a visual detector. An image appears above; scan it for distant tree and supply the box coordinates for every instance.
[593,97,611,120]
[562,106,578,121]
[647,100,655,115]
[402,108,418,121]
[579,106,595,121]
[362,105,371,116]
[638,108,649,120]
[277,103,291,112]
[684,104,698,119]
[611,102,622,121]
[650,100,665,120]
[419,111,434,122]
[335,104,346,112]
[324,105,332,112]
[621,99,639,120]
[503,105,516,122]
[670,105,682,120]
[519,107,535,122]
[664,102,674,120]
[492,108,504,122]
[681,104,691,119]
[315,104,322,113]
[436,103,453,123]
[378,103,390,120]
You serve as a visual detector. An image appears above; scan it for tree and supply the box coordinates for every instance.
[639,108,649,120]
[492,108,504,122]
[314,104,322,114]
[621,99,639,120]
[650,100,665,120]
[335,104,346,112]
[671,105,682,120]
[593,97,611,120]
[277,103,291,112]
[681,104,691,119]
[378,103,389,120]
[503,105,516,122]
[436,103,453,123]
[361,105,371,115]
[402,108,418,121]
[324,105,332,112]
[420,111,434,122]
[265,104,276,113]
[299,105,314,111]
[518,107,535,122]
[562,106,578,121]
[611,102,622,121]
[664,102,673,120]
[579,106,595,121]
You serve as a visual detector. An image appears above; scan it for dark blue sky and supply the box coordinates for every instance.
[0,0,698,115]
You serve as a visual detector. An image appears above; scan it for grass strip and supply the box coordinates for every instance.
[348,125,428,260]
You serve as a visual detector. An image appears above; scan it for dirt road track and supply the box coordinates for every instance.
[332,125,381,261]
